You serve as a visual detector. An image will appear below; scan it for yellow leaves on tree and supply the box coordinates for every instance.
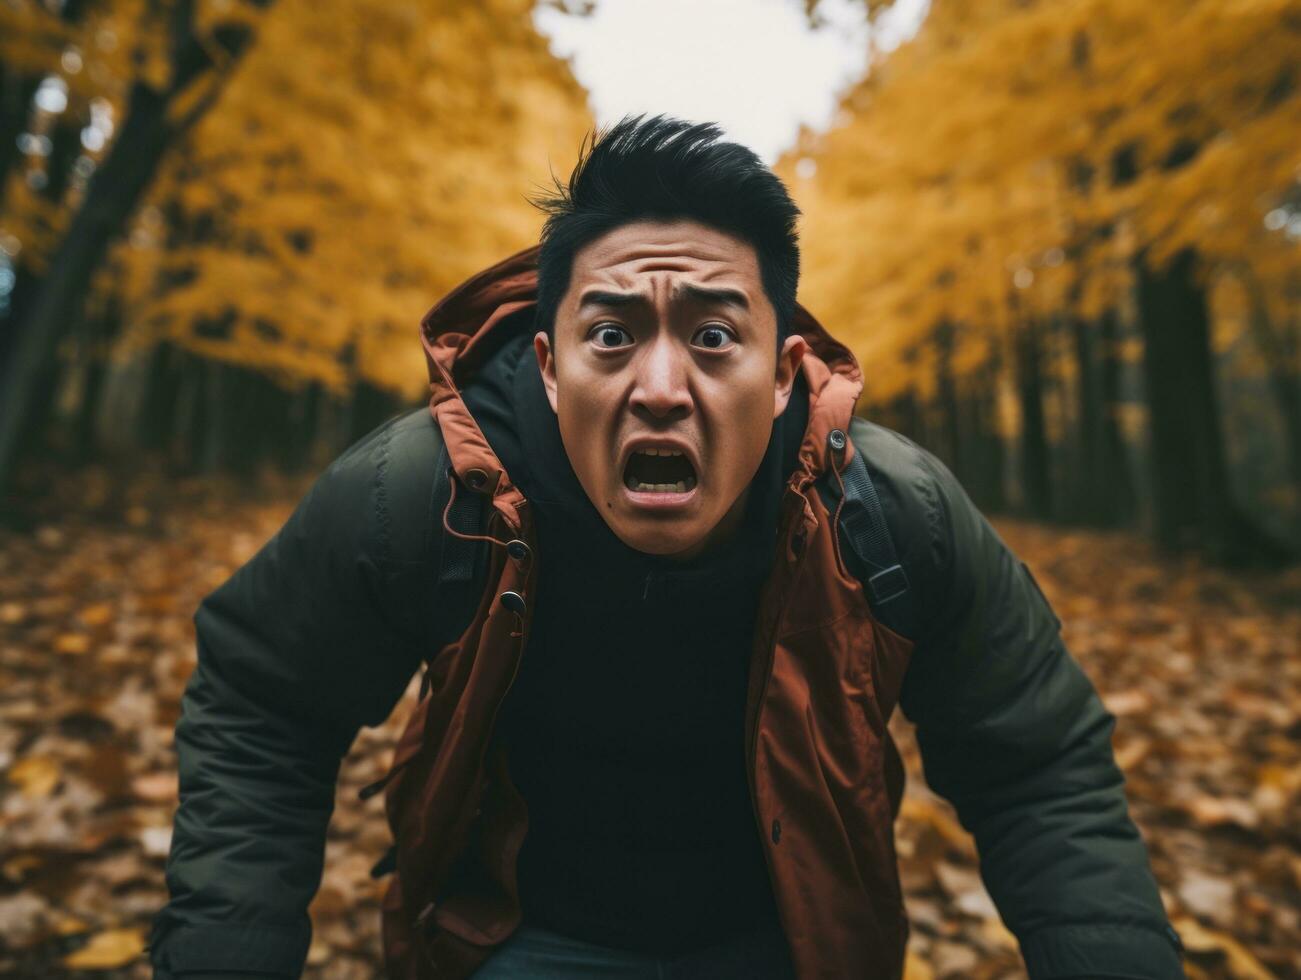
[116,0,592,398]
[782,0,1301,406]
[1,0,273,273]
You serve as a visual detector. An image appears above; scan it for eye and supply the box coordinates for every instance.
[590,323,633,349]
[693,323,736,351]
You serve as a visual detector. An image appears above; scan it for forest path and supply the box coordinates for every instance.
[0,475,1296,978]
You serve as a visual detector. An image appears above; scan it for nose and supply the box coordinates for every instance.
[629,334,693,421]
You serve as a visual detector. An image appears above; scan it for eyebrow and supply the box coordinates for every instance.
[675,283,750,310]
[577,285,751,311]
[577,290,648,310]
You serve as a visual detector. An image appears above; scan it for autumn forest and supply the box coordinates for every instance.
[0,0,1298,977]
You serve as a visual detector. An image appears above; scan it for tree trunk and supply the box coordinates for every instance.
[1070,312,1135,526]
[348,382,404,445]
[0,0,265,493]
[1066,316,1098,522]
[1097,309,1136,526]
[1016,319,1052,519]
[0,69,40,213]
[1136,249,1291,563]
[933,321,967,483]
[970,365,1006,511]
[1239,272,1301,534]
[0,82,173,488]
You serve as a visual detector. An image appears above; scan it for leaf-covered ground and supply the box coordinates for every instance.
[0,468,1297,978]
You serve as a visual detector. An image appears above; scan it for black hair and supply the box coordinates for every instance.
[533,114,801,347]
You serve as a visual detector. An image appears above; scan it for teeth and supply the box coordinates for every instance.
[644,448,659,456]
[633,448,684,457]
[626,477,697,494]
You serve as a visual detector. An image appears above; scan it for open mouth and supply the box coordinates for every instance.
[623,448,698,494]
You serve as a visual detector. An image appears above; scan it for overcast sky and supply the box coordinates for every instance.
[534,0,930,164]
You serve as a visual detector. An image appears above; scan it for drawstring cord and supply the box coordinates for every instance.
[830,451,848,530]
[828,444,850,566]
[441,471,530,637]
[441,470,512,549]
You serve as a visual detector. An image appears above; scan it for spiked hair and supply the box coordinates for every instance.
[533,114,801,346]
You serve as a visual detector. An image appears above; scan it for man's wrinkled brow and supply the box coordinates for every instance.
[576,285,751,311]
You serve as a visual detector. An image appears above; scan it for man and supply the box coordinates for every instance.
[149,116,1185,979]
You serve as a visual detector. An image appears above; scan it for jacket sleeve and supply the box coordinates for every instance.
[149,413,440,978]
[895,447,1185,980]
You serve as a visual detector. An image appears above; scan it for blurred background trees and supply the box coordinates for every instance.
[1,4,1298,974]
[2,0,1299,566]
[790,0,1301,563]
[0,0,589,481]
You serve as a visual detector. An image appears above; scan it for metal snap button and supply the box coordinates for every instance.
[828,428,847,453]
[506,539,530,561]
[499,591,526,615]
[464,468,489,490]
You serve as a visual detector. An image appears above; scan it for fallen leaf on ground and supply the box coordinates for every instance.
[78,603,115,627]
[131,771,177,803]
[1187,795,1260,830]
[53,633,91,655]
[1102,688,1152,715]
[7,755,61,798]
[903,950,934,980]
[1173,916,1276,980]
[61,927,145,969]
[1178,868,1237,921]
[138,825,172,858]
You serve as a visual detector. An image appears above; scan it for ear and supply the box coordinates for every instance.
[772,333,808,419]
[534,330,559,414]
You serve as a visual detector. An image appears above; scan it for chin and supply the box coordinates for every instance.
[612,520,710,558]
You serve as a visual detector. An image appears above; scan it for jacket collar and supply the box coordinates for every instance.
[419,244,863,530]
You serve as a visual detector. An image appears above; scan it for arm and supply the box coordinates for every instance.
[896,448,1184,980]
[149,411,441,978]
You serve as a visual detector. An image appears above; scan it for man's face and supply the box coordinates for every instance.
[534,219,807,560]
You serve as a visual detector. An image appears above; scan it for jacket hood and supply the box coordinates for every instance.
[418,244,864,537]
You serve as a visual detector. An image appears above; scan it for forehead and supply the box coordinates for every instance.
[567,219,762,292]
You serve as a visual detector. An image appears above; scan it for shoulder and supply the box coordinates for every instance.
[309,407,444,567]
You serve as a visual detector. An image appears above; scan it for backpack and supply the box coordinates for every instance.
[365,423,918,878]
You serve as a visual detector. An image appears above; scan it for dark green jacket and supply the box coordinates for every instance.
[149,408,1184,979]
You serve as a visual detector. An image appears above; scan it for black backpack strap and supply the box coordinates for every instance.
[819,426,919,641]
